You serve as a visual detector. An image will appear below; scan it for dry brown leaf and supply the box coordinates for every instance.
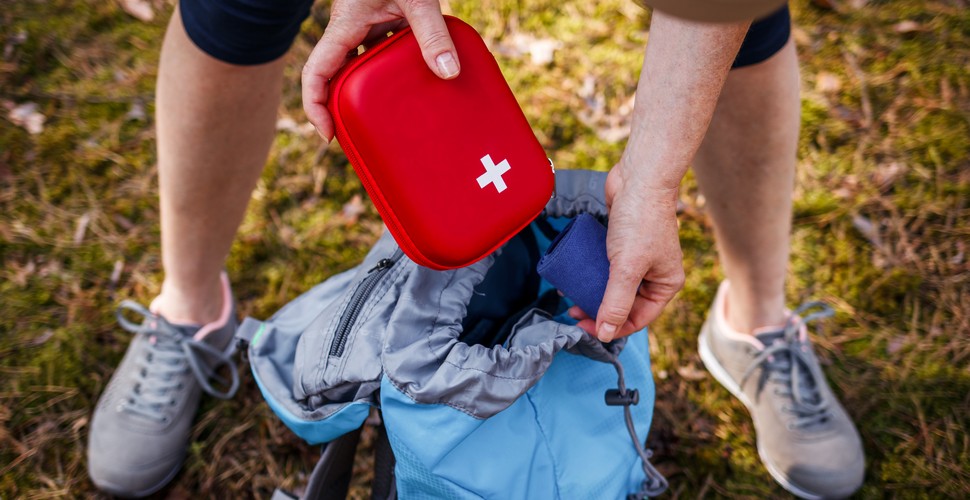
[496,33,562,66]
[12,259,36,286]
[851,214,883,249]
[815,72,842,94]
[676,365,708,382]
[276,116,298,132]
[74,212,92,245]
[3,31,27,60]
[71,416,89,434]
[873,161,904,190]
[110,259,125,289]
[125,100,146,121]
[28,330,55,347]
[8,102,45,135]
[893,20,921,34]
[341,194,366,225]
[276,116,316,137]
[120,0,154,22]
[113,214,135,231]
[950,241,965,266]
[886,335,906,355]
[528,39,562,66]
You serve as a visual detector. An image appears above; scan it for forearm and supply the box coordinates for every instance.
[624,11,751,190]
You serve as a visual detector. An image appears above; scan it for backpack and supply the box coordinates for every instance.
[236,169,668,499]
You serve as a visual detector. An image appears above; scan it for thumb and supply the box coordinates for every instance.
[596,263,641,343]
[398,0,460,79]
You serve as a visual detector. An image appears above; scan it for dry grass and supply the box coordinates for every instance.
[2,0,968,497]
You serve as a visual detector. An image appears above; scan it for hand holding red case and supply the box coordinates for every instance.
[327,16,554,270]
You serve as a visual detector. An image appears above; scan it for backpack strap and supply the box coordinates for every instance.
[370,417,397,500]
[272,418,399,500]
[306,426,363,499]
[274,427,362,500]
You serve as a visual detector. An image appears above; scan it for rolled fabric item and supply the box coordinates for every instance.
[536,214,610,319]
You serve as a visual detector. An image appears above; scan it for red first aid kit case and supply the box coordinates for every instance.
[328,16,554,270]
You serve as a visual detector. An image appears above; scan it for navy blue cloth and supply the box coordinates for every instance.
[180,0,313,65]
[536,214,610,319]
[733,5,791,68]
[181,0,788,68]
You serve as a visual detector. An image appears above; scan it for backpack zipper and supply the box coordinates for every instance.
[328,252,401,357]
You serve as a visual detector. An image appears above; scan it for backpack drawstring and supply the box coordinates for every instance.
[608,358,668,499]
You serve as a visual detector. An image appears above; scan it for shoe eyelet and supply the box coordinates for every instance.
[169,399,177,406]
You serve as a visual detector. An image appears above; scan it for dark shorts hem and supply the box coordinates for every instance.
[732,5,791,69]
[180,0,313,66]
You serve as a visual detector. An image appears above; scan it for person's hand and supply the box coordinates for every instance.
[302,0,459,142]
[569,158,685,342]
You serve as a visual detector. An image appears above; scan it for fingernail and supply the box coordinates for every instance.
[598,323,616,343]
[436,52,459,78]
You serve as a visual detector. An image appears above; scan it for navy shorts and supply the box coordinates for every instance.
[181,0,790,67]
[733,6,791,68]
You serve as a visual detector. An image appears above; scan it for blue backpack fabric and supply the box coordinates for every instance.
[237,170,667,499]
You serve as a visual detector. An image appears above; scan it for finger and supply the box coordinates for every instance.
[575,318,597,336]
[616,295,666,338]
[595,262,643,343]
[397,0,459,79]
[302,21,372,140]
[567,306,590,321]
[616,274,684,337]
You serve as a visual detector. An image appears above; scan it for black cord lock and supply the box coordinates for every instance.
[605,388,639,406]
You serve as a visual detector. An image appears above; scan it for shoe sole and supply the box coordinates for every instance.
[91,459,183,499]
[698,330,825,500]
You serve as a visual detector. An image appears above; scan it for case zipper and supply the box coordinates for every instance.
[328,30,428,266]
[328,250,402,357]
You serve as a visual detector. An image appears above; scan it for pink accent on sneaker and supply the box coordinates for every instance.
[193,272,233,341]
[147,272,233,340]
[714,281,769,351]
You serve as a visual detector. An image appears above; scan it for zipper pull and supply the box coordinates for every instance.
[368,258,394,273]
[548,158,557,200]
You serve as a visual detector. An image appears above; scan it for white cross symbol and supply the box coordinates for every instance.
[477,154,511,193]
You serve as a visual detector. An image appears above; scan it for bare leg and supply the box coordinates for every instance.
[152,8,285,324]
[692,40,800,334]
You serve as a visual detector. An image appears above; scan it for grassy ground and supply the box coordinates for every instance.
[1,0,968,498]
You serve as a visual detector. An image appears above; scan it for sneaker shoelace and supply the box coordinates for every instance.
[740,301,836,430]
[115,301,239,423]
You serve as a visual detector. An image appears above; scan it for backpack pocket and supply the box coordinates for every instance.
[292,233,410,416]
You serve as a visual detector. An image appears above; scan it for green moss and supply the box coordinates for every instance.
[3,0,970,496]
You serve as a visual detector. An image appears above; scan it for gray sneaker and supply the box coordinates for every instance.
[698,281,864,499]
[87,274,239,498]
